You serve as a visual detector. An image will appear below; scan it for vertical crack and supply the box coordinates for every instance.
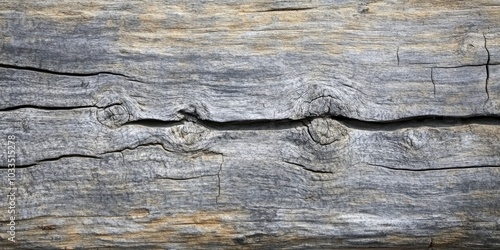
[430,67,436,98]
[216,153,224,204]
[483,33,490,103]
[397,46,400,66]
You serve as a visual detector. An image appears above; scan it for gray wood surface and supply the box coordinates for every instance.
[1,1,500,249]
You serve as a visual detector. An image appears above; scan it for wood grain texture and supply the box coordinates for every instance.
[1,0,500,249]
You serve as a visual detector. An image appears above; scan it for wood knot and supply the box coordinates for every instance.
[169,121,211,151]
[308,118,348,145]
[402,130,424,150]
[94,89,136,128]
[97,104,130,128]
[306,95,351,117]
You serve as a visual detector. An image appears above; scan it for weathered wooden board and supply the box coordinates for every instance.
[1,0,500,249]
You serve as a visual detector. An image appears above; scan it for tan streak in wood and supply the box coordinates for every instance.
[97,210,244,246]
[468,124,500,140]
[116,2,321,54]
[27,218,86,249]
[25,2,104,23]
[21,211,243,248]
[431,228,467,247]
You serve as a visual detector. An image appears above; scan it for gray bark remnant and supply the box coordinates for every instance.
[1,1,500,249]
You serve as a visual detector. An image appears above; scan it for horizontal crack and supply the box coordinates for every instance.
[1,143,197,169]
[0,63,146,83]
[329,114,500,131]
[0,154,102,169]
[101,143,174,156]
[202,118,306,131]
[1,101,499,132]
[126,110,500,132]
[254,7,316,12]
[367,163,500,172]
[0,105,95,112]
[178,110,307,131]
[154,174,218,181]
[0,63,128,77]
[431,64,491,69]
[410,62,500,67]
[283,161,333,174]
[122,119,183,128]
[1,106,499,137]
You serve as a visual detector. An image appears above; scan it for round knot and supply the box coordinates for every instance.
[168,121,211,152]
[97,104,130,128]
[308,118,348,145]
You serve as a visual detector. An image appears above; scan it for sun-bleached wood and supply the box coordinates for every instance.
[1,0,500,249]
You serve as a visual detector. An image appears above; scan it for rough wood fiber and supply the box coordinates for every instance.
[0,0,500,249]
